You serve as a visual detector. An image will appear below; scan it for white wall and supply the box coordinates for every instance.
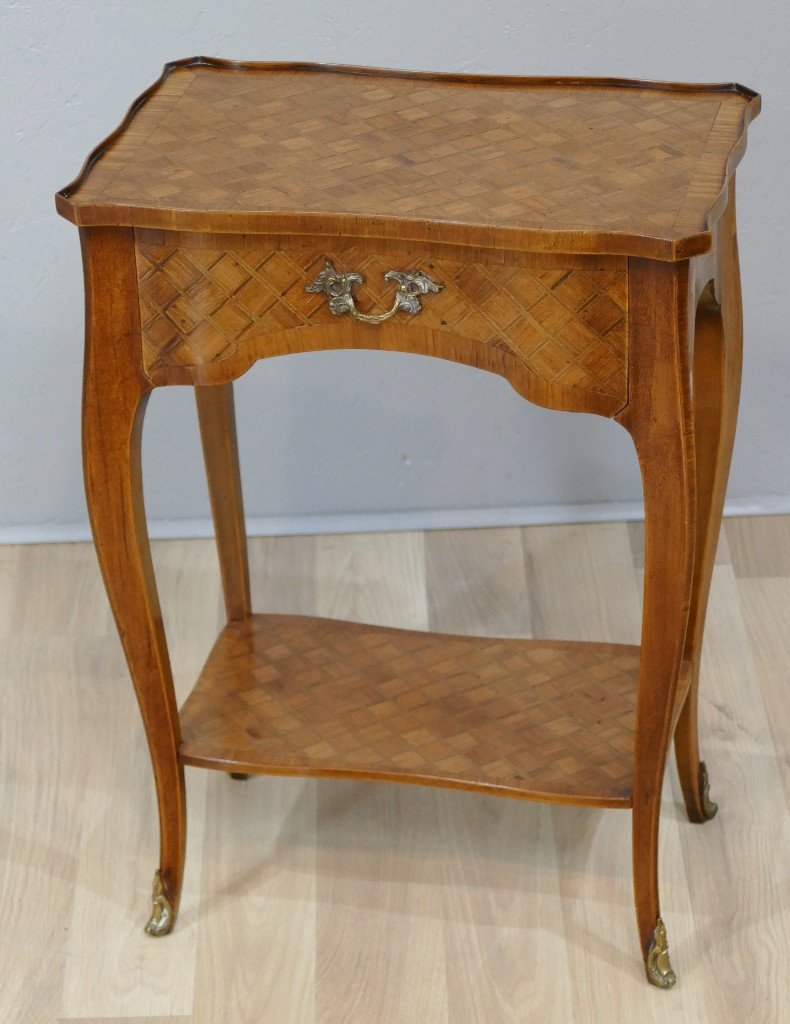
[1,0,787,540]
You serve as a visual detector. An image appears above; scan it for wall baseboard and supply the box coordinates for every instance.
[2,495,789,545]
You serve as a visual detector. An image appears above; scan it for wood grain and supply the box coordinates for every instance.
[135,237,628,413]
[59,542,217,1019]
[671,547,789,1021]
[54,57,761,992]
[195,383,251,622]
[676,187,743,821]
[525,520,695,1012]
[80,226,186,927]
[425,526,531,637]
[178,613,654,806]
[2,523,787,1022]
[616,256,696,971]
[426,526,574,1022]
[56,59,759,260]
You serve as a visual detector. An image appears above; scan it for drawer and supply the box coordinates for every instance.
[134,230,628,416]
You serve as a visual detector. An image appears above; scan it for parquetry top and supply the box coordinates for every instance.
[56,58,759,260]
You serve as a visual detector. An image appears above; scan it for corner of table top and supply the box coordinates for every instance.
[54,59,760,263]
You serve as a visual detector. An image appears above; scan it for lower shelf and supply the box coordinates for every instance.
[177,614,659,807]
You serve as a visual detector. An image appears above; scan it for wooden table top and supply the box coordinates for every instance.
[57,57,759,260]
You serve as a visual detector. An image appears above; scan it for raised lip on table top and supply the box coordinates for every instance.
[55,56,761,262]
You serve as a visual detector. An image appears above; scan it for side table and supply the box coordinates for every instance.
[56,59,759,988]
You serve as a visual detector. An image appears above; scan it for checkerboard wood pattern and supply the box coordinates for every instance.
[178,613,647,806]
[58,60,758,259]
[136,241,628,403]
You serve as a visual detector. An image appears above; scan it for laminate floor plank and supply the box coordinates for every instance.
[193,772,317,1024]
[313,530,428,629]
[1,637,94,1024]
[670,559,790,1023]
[424,526,531,637]
[1,518,787,1022]
[525,522,698,1022]
[427,525,573,1024]
[310,531,451,1024]
[735,576,790,814]
[726,513,790,579]
[62,540,220,1019]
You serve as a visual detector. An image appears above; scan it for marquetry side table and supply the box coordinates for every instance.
[56,59,759,988]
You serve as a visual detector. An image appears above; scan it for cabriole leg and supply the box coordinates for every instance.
[675,186,743,823]
[81,226,186,935]
[619,257,696,987]
[195,383,251,623]
[195,382,252,783]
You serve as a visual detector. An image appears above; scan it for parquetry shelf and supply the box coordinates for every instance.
[56,57,759,989]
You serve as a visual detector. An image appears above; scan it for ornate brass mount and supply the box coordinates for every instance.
[144,869,174,937]
[306,260,443,323]
[645,916,677,989]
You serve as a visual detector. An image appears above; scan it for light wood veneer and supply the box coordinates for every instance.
[179,613,695,807]
[57,58,758,260]
[56,59,759,988]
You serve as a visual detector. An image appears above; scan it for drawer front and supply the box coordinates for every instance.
[135,232,628,415]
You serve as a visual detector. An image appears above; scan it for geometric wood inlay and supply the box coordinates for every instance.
[59,61,758,260]
[136,243,628,403]
[177,613,655,807]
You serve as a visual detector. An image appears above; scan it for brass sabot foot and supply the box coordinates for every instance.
[645,916,677,989]
[144,869,174,937]
[699,761,718,820]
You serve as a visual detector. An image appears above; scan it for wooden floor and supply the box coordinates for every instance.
[1,515,788,1023]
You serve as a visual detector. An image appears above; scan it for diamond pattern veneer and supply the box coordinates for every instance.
[135,240,629,406]
[57,58,759,986]
[178,614,660,806]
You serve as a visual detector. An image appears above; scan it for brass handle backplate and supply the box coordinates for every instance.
[305,260,443,323]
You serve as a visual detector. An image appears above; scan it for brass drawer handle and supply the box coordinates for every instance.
[306,260,443,323]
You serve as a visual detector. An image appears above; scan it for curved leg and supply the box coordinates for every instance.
[675,186,742,822]
[81,227,186,935]
[196,383,252,783]
[618,258,696,987]
[195,383,251,623]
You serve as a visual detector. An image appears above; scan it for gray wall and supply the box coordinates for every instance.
[2,0,787,540]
